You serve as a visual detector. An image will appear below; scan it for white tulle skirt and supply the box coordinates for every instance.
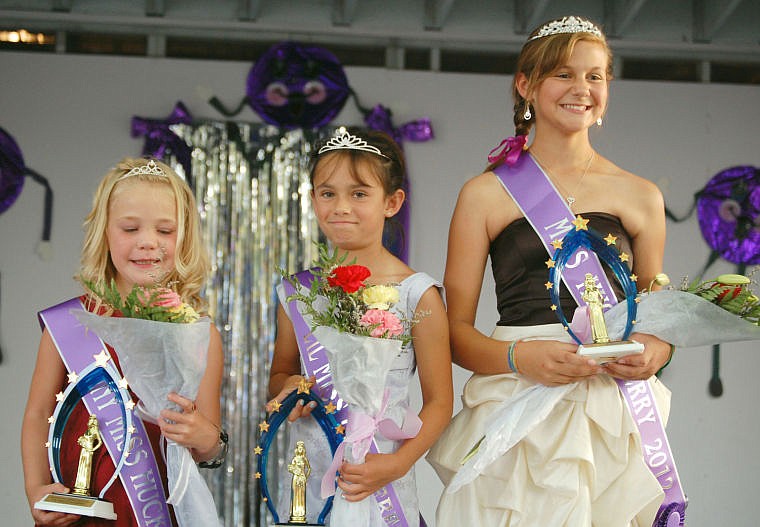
[427,324,670,527]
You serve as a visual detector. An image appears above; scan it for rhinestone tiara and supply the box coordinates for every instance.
[317,129,389,159]
[120,159,167,179]
[528,16,603,41]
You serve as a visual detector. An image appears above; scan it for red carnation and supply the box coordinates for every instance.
[327,265,371,293]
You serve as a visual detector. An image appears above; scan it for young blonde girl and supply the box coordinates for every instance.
[268,129,453,526]
[22,157,224,527]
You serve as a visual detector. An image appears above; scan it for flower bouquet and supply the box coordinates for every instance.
[73,281,221,527]
[448,271,760,494]
[284,245,422,525]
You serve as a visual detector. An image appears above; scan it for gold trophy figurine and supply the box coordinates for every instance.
[34,414,117,520]
[73,414,103,495]
[577,273,644,363]
[287,441,311,524]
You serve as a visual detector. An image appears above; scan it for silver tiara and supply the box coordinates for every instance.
[528,16,602,41]
[318,129,389,159]
[120,159,167,179]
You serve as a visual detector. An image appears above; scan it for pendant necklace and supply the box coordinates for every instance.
[531,150,595,210]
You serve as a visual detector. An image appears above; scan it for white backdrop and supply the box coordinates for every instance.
[1,50,759,526]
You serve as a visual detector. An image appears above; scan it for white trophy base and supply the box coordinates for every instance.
[35,492,117,520]
[577,340,645,364]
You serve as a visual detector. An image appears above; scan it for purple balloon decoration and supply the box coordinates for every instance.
[363,104,434,145]
[697,166,760,265]
[131,101,194,181]
[247,42,350,129]
[0,127,26,214]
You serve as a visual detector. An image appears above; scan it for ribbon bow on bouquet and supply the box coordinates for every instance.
[311,325,421,526]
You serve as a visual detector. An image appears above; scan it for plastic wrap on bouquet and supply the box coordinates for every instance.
[73,311,222,527]
[447,382,573,494]
[604,289,760,347]
[313,325,401,526]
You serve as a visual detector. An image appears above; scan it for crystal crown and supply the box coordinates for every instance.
[528,16,602,41]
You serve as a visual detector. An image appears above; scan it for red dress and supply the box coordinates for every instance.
[42,298,177,526]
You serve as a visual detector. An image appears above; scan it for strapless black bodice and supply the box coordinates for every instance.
[490,212,633,326]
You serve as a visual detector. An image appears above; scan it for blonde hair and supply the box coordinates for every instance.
[512,18,613,137]
[77,157,210,312]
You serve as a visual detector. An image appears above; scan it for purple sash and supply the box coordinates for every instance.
[282,274,413,527]
[39,298,173,527]
[494,153,687,525]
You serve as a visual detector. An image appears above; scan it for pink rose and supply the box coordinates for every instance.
[360,309,404,338]
[138,287,183,308]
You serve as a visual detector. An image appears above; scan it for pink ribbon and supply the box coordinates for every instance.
[487,135,527,166]
[320,391,422,498]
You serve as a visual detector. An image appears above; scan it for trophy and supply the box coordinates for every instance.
[575,273,644,363]
[548,225,644,364]
[258,391,343,526]
[35,414,117,520]
[34,362,135,521]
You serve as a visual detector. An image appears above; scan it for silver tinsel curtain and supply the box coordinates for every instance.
[172,121,331,526]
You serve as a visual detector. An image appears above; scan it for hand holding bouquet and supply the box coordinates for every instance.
[284,245,423,525]
[449,270,760,495]
[73,280,220,527]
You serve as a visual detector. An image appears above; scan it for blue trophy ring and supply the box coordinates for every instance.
[257,390,344,525]
[48,362,134,499]
[548,227,640,344]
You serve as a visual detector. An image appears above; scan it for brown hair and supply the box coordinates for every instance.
[512,17,613,137]
[310,128,406,195]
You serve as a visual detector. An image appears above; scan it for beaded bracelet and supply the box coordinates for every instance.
[507,339,521,374]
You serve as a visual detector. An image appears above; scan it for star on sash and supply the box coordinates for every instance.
[254,446,263,455]
[93,350,110,367]
[572,215,589,231]
[324,401,337,414]
[118,378,129,390]
[545,258,555,268]
[125,400,136,411]
[67,371,79,384]
[619,252,630,263]
[259,421,270,433]
[55,391,65,402]
[545,281,553,290]
[604,233,618,245]
[551,239,563,249]
[335,424,345,435]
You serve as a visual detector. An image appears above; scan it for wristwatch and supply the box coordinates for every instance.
[198,427,228,469]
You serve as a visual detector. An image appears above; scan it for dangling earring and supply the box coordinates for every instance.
[596,116,603,126]
[523,103,532,121]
